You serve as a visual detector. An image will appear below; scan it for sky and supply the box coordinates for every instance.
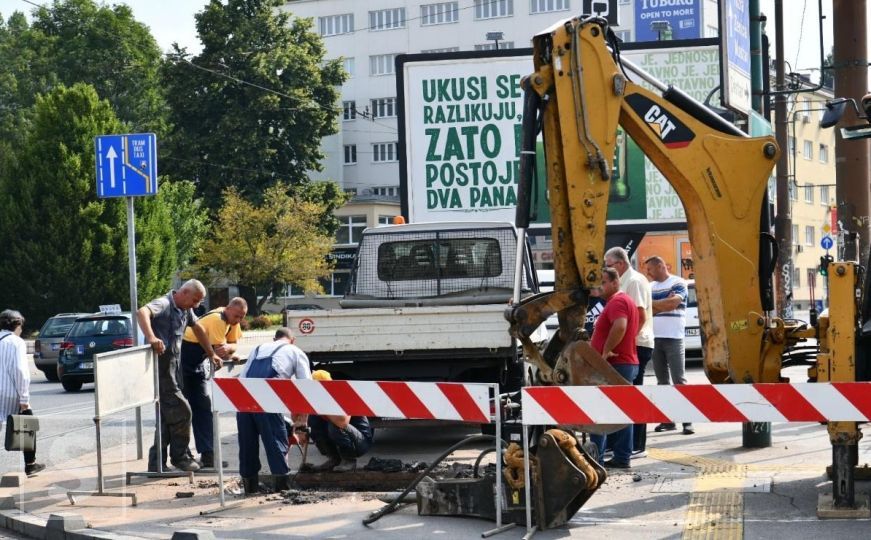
[0,0,866,84]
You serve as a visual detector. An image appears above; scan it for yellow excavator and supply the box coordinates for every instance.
[496,15,869,529]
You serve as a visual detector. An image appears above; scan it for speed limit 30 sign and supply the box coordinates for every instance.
[298,318,316,335]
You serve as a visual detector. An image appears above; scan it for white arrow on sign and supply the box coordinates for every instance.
[105,146,118,188]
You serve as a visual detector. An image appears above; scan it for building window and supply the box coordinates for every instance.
[342,101,356,121]
[336,215,367,245]
[342,57,355,78]
[530,0,569,14]
[804,184,814,203]
[788,182,797,201]
[819,143,828,163]
[371,97,397,118]
[378,215,395,225]
[421,46,461,53]
[474,41,515,50]
[804,225,815,246]
[319,13,354,36]
[794,267,801,288]
[820,185,830,206]
[705,25,718,38]
[421,2,459,25]
[343,144,357,165]
[475,0,514,19]
[370,54,398,76]
[373,142,398,162]
[369,8,406,31]
[318,271,351,297]
[788,136,796,156]
[791,223,799,242]
[372,186,399,197]
[803,140,813,160]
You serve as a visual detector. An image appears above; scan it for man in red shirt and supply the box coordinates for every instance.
[589,267,639,469]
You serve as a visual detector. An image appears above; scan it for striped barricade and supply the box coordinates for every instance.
[210,377,505,529]
[521,382,871,425]
[212,379,491,423]
[514,382,871,537]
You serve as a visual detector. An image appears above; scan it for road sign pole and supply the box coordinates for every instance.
[126,196,143,459]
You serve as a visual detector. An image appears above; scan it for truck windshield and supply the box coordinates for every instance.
[377,238,502,281]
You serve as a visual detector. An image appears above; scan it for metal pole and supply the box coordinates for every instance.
[513,229,527,303]
[521,425,535,538]
[214,407,225,507]
[494,387,502,528]
[772,0,793,319]
[126,196,144,460]
[95,418,104,495]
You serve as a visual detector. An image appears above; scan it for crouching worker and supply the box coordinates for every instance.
[308,370,374,472]
[237,327,311,494]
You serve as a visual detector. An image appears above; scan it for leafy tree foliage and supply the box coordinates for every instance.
[0,84,176,326]
[160,0,347,212]
[156,180,211,268]
[193,183,338,314]
[0,0,167,145]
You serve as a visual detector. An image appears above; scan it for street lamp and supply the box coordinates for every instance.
[486,31,504,50]
[820,95,871,139]
[650,20,672,41]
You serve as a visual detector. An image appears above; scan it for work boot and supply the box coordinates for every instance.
[147,447,168,473]
[654,423,677,432]
[311,456,340,472]
[272,474,291,492]
[682,423,695,435]
[172,458,201,472]
[333,458,357,473]
[242,476,260,495]
[200,452,215,469]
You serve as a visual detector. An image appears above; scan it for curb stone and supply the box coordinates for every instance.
[0,509,149,540]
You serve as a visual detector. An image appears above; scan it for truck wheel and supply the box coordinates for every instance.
[62,379,83,392]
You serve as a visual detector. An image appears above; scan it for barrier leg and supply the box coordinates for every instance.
[68,418,137,506]
[522,424,536,540]
[215,410,225,508]
[135,406,143,460]
[481,386,515,538]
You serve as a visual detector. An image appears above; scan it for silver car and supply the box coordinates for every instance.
[34,313,90,381]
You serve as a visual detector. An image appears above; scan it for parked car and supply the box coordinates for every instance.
[57,313,137,392]
[685,280,702,358]
[34,313,90,382]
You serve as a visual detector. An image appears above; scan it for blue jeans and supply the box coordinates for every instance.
[309,415,373,459]
[590,363,639,464]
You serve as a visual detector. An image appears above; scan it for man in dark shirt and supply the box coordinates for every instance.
[306,370,374,472]
[137,279,222,472]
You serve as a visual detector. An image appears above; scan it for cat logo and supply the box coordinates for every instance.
[625,94,695,149]
[644,105,677,139]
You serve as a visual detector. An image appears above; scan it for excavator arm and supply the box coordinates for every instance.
[508,17,786,385]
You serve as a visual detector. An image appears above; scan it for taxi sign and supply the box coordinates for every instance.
[821,235,834,250]
[99,304,123,314]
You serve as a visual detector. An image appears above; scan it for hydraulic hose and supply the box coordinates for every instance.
[362,434,498,526]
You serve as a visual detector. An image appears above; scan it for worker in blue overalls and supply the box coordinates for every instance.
[236,327,311,494]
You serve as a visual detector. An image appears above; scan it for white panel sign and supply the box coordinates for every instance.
[94,345,157,417]
[403,56,532,223]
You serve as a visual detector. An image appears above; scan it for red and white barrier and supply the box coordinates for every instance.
[521,382,871,425]
[213,378,491,423]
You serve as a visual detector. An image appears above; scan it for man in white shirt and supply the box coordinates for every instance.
[644,256,693,435]
[237,327,311,494]
[605,247,654,456]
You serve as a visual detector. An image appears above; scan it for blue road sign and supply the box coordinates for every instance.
[821,235,834,250]
[94,133,158,198]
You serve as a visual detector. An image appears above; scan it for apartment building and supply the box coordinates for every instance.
[786,90,837,311]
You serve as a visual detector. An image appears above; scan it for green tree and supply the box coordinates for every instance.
[0,0,168,144]
[822,51,834,90]
[156,179,211,268]
[160,0,347,211]
[0,84,177,326]
[193,183,338,314]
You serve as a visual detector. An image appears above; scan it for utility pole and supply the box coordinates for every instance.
[772,0,793,318]
[833,0,871,262]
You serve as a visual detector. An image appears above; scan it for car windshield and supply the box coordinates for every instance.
[68,318,130,338]
[40,316,81,338]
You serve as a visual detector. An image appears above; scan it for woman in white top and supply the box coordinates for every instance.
[0,310,44,476]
